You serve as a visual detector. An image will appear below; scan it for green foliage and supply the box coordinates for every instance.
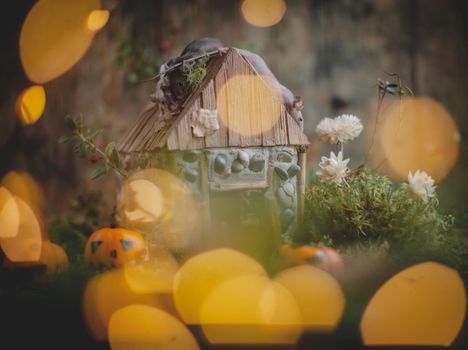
[304,169,453,245]
[116,40,162,82]
[182,56,208,91]
[303,169,468,276]
[60,115,126,180]
[48,190,104,261]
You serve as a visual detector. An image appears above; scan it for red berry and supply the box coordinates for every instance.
[90,154,99,163]
[159,39,170,53]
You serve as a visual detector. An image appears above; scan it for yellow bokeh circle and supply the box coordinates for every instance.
[200,275,303,345]
[216,74,283,137]
[1,170,45,221]
[241,0,287,28]
[15,85,46,126]
[0,196,42,263]
[116,168,201,251]
[86,9,110,32]
[82,268,175,341]
[274,265,345,331]
[360,262,466,346]
[173,248,267,324]
[377,97,460,182]
[20,0,104,83]
[108,305,200,350]
[0,187,20,238]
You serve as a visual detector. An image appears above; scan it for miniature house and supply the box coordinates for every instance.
[116,48,309,244]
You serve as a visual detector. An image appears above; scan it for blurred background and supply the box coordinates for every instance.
[1,0,467,220]
[1,1,468,349]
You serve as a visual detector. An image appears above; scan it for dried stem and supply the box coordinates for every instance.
[140,50,221,82]
[364,89,387,165]
[76,132,128,179]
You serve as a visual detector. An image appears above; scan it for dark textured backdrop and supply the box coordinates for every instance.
[1,0,467,217]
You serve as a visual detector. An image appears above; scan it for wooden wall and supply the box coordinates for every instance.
[0,0,467,216]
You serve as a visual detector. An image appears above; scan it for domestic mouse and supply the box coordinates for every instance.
[237,49,304,129]
[168,38,226,101]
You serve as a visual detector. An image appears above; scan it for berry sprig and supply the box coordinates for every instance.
[59,114,128,180]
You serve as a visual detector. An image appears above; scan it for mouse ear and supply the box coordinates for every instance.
[293,96,303,110]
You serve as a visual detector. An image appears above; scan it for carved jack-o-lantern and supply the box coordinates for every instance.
[84,227,149,267]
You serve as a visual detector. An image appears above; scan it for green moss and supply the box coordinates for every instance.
[48,190,104,262]
[302,169,468,277]
[183,57,208,91]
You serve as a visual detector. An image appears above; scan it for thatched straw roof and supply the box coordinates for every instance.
[117,48,309,153]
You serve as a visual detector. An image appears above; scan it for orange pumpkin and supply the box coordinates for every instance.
[38,240,68,275]
[277,244,344,274]
[84,227,149,267]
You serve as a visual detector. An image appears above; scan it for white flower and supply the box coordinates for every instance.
[315,114,363,144]
[407,170,436,202]
[316,151,350,183]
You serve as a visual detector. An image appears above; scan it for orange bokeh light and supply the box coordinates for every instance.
[82,268,175,341]
[274,265,345,331]
[361,262,466,346]
[373,97,460,182]
[38,240,69,275]
[241,0,287,28]
[173,248,267,324]
[1,171,46,236]
[0,196,42,262]
[216,74,283,138]
[20,0,104,83]
[0,187,20,238]
[108,305,200,350]
[123,247,179,294]
[200,274,303,345]
[116,168,201,252]
[15,85,46,126]
[86,9,110,32]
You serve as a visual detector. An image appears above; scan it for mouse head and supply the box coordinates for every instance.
[290,96,304,129]
[293,96,303,111]
[168,69,190,102]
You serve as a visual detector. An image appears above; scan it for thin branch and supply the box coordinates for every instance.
[76,133,128,179]
[139,50,222,82]
[364,89,386,165]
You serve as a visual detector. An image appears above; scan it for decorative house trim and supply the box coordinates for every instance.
[209,180,268,192]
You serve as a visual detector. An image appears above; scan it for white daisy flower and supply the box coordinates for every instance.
[316,151,350,183]
[315,114,363,144]
[407,170,436,202]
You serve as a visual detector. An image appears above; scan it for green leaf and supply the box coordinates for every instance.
[88,129,102,140]
[400,86,414,96]
[89,165,108,180]
[104,142,115,157]
[78,142,87,157]
[127,72,139,83]
[73,115,84,132]
[105,141,120,167]
[64,115,76,131]
[58,134,74,144]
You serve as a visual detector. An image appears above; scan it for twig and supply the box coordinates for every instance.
[76,133,128,179]
[364,88,386,165]
[139,50,222,82]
